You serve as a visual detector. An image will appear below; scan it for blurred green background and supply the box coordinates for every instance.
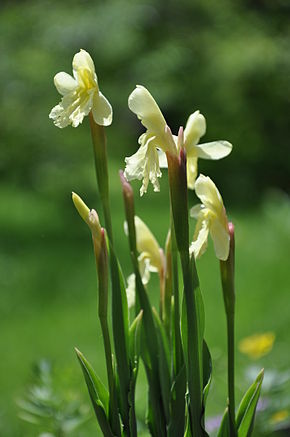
[1,0,289,435]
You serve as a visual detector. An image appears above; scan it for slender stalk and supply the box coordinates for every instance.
[89,112,113,242]
[220,222,236,437]
[89,115,132,435]
[170,215,183,374]
[227,310,236,437]
[166,148,203,436]
[180,250,202,436]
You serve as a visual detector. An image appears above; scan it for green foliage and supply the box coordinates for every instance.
[17,360,90,436]
[236,369,264,436]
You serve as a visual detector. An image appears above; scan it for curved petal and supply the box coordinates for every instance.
[92,91,113,126]
[158,149,168,168]
[138,256,151,285]
[124,137,162,196]
[128,85,166,134]
[195,141,232,160]
[54,72,78,96]
[195,174,224,215]
[184,111,206,150]
[49,91,93,128]
[190,216,209,259]
[73,49,96,76]
[126,273,136,309]
[190,203,204,219]
[187,155,198,190]
[210,218,230,261]
[135,216,162,271]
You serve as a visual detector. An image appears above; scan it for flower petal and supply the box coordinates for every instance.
[210,217,230,261]
[194,174,224,215]
[184,111,206,149]
[195,141,232,160]
[49,91,93,128]
[158,149,168,168]
[54,72,78,96]
[128,85,166,134]
[190,204,204,219]
[124,137,162,196]
[187,155,198,189]
[92,91,113,126]
[126,273,136,309]
[73,49,96,76]
[190,216,210,259]
[135,216,162,272]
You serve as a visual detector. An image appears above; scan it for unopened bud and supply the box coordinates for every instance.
[72,192,102,254]
[72,192,90,225]
[177,126,184,150]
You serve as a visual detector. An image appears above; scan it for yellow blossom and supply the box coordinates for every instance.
[49,49,112,128]
[190,174,230,260]
[124,85,175,196]
[125,86,232,195]
[269,410,289,425]
[125,216,164,300]
[183,111,232,189]
[239,332,275,359]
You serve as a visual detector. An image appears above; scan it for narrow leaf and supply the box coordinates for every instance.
[168,364,186,437]
[217,407,230,437]
[75,348,114,436]
[153,308,171,424]
[236,368,264,437]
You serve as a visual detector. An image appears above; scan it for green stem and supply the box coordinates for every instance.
[220,222,236,437]
[99,316,120,434]
[227,310,236,437]
[89,115,132,434]
[180,250,202,437]
[170,214,183,374]
[89,113,113,243]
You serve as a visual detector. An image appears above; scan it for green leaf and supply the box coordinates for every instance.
[201,341,212,433]
[108,243,131,431]
[129,310,143,362]
[153,308,171,424]
[128,310,143,437]
[217,407,230,437]
[202,341,212,405]
[75,348,114,436]
[168,364,186,437]
[236,368,264,437]
[133,260,167,435]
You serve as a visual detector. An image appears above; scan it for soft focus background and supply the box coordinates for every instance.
[1,0,289,435]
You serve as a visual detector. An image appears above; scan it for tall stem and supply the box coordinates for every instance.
[89,113,113,242]
[170,214,182,374]
[220,222,236,437]
[166,148,203,436]
[227,310,236,437]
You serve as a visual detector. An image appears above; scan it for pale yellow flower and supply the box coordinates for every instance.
[134,216,163,281]
[124,85,176,196]
[239,332,275,360]
[190,174,230,260]
[269,410,289,425]
[125,86,232,194]
[159,111,232,189]
[125,216,163,300]
[49,49,112,128]
[183,111,232,189]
